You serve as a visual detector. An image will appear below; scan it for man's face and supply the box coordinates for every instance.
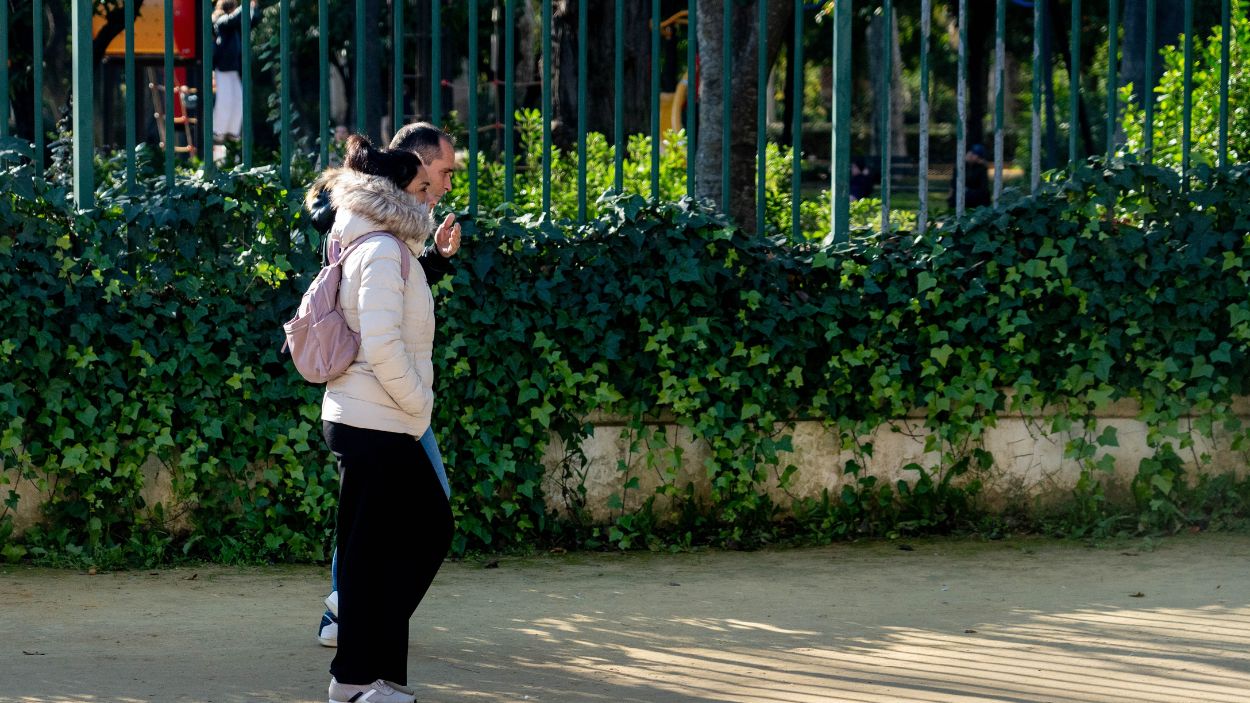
[423,140,456,206]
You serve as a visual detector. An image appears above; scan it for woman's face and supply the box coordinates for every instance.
[404,166,432,204]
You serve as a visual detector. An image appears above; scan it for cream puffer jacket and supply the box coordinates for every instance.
[319,170,437,438]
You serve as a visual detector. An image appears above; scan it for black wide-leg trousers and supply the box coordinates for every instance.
[324,420,454,686]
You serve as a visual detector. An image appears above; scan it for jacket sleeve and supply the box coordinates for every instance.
[214,6,243,32]
[353,239,432,419]
[418,246,455,287]
[309,189,336,235]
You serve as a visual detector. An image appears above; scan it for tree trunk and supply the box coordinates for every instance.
[889,10,908,159]
[954,1,995,151]
[865,8,909,159]
[92,6,127,68]
[1121,0,1186,101]
[1042,1,1060,170]
[1047,0,1097,158]
[550,0,651,149]
[7,0,35,143]
[43,0,71,138]
[780,28,794,147]
[361,0,386,143]
[695,0,791,230]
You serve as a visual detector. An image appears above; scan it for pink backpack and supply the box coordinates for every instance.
[282,232,410,384]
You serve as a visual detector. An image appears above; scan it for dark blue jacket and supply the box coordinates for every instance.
[213,6,243,73]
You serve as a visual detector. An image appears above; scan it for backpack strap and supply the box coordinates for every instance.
[333,231,411,281]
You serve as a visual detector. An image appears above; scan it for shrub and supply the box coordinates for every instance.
[1121,5,1249,167]
[2,141,1249,565]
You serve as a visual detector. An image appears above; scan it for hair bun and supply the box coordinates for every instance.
[343,133,421,190]
[343,134,378,173]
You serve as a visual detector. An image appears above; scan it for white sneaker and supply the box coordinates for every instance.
[325,591,339,617]
[384,681,415,696]
[317,621,338,648]
[328,677,415,703]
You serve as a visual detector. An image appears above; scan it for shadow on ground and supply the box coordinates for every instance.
[3,533,1248,702]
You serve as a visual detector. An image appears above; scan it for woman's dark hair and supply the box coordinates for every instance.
[343,134,421,190]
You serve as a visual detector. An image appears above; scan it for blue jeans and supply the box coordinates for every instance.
[320,426,449,630]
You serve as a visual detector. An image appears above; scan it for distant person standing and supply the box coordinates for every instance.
[211,0,252,162]
[849,156,875,202]
[948,143,992,211]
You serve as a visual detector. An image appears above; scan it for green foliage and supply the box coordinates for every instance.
[1121,5,1250,167]
[444,110,896,240]
[0,149,333,567]
[2,149,1250,566]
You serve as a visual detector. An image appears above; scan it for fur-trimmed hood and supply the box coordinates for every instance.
[305,167,433,250]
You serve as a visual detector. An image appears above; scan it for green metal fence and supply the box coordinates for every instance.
[1,0,1244,238]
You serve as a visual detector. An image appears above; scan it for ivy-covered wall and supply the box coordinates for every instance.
[538,400,1250,526]
[2,158,1249,566]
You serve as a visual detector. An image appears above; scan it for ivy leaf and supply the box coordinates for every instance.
[1096,426,1119,448]
[1228,303,1250,327]
[472,249,496,280]
[916,271,937,293]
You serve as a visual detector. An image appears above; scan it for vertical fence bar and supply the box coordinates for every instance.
[1106,0,1118,159]
[1031,0,1042,193]
[721,0,731,212]
[795,0,805,237]
[993,0,1005,203]
[614,0,624,194]
[918,0,930,234]
[432,0,442,126]
[1218,0,1230,168]
[956,0,967,216]
[319,0,330,168]
[1143,0,1156,164]
[241,0,252,166]
[830,0,852,243]
[355,0,366,137]
[0,0,8,146]
[1182,0,1193,176]
[280,0,291,184]
[163,0,175,191]
[35,0,47,178]
[756,0,767,234]
[120,1,131,261]
[878,0,890,232]
[577,0,587,221]
[1069,0,1079,166]
[393,0,403,139]
[505,0,516,203]
[650,0,660,201]
[543,0,552,213]
[686,1,697,196]
[72,0,93,207]
[201,0,215,176]
[470,0,480,215]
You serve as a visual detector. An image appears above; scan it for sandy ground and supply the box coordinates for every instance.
[2,533,1249,703]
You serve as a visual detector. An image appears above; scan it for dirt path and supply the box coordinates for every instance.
[3,533,1249,703]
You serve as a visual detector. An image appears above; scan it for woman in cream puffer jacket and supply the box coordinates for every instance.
[323,166,436,437]
[317,135,453,703]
